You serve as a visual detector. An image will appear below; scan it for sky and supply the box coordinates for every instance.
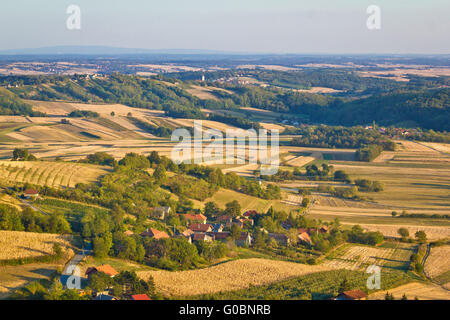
[0,0,449,54]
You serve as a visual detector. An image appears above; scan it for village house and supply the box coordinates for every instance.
[235,232,253,247]
[189,223,213,233]
[215,215,232,224]
[94,294,117,300]
[210,231,230,242]
[226,218,244,229]
[123,230,134,236]
[239,216,254,226]
[210,223,224,233]
[243,210,258,217]
[335,290,368,300]
[319,226,329,234]
[268,233,290,246]
[298,231,312,246]
[131,294,151,300]
[176,229,194,243]
[182,213,207,224]
[23,189,39,200]
[85,264,119,279]
[140,228,170,239]
[192,233,213,242]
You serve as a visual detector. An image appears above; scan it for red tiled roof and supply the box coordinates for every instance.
[340,290,367,300]
[243,210,258,217]
[182,229,194,237]
[299,232,312,244]
[216,215,232,222]
[212,232,230,240]
[183,214,207,222]
[131,294,150,300]
[140,228,170,239]
[192,233,212,241]
[86,264,119,277]
[189,223,212,232]
[24,189,39,195]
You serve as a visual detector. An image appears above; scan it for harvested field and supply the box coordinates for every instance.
[184,85,229,101]
[0,192,23,210]
[259,122,285,132]
[324,242,415,271]
[324,245,396,270]
[420,142,450,154]
[26,100,164,118]
[0,161,109,188]
[0,263,65,299]
[295,86,342,93]
[424,245,450,280]
[346,223,450,240]
[284,155,315,167]
[0,231,73,261]
[369,282,450,300]
[137,258,330,296]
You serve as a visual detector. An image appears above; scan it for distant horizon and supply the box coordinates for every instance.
[1,45,450,57]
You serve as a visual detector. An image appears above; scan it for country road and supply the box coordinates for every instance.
[422,243,431,266]
[60,243,93,288]
[4,187,48,215]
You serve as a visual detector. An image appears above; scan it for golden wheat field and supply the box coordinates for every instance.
[137,258,331,296]
[368,282,450,300]
[0,161,109,188]
[424,245,450,279]
[0,231,73,260]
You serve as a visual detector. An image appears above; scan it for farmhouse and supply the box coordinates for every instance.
[189,223,213,233]
[94,294,117,300]
[336,290,368,300]
[319,226,329,234]
[23,189,39,200]
[235,232,253,247]
[243,210,258,217]
[192,233,213,242]
[216,215,232,224]
[226,219,244,229]
[298,232,312,246]
[269,233,290,246]
[211,231,230,241]
[140,228,170,239]
[210,223,224,232]
[131,294,151,300]
[85,264,119,278]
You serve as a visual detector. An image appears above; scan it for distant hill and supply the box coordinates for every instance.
[0,46,240,56]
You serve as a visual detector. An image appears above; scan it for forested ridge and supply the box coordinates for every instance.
[1,73,449,131]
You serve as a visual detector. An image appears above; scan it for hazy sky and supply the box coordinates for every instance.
[1,0,449,54]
